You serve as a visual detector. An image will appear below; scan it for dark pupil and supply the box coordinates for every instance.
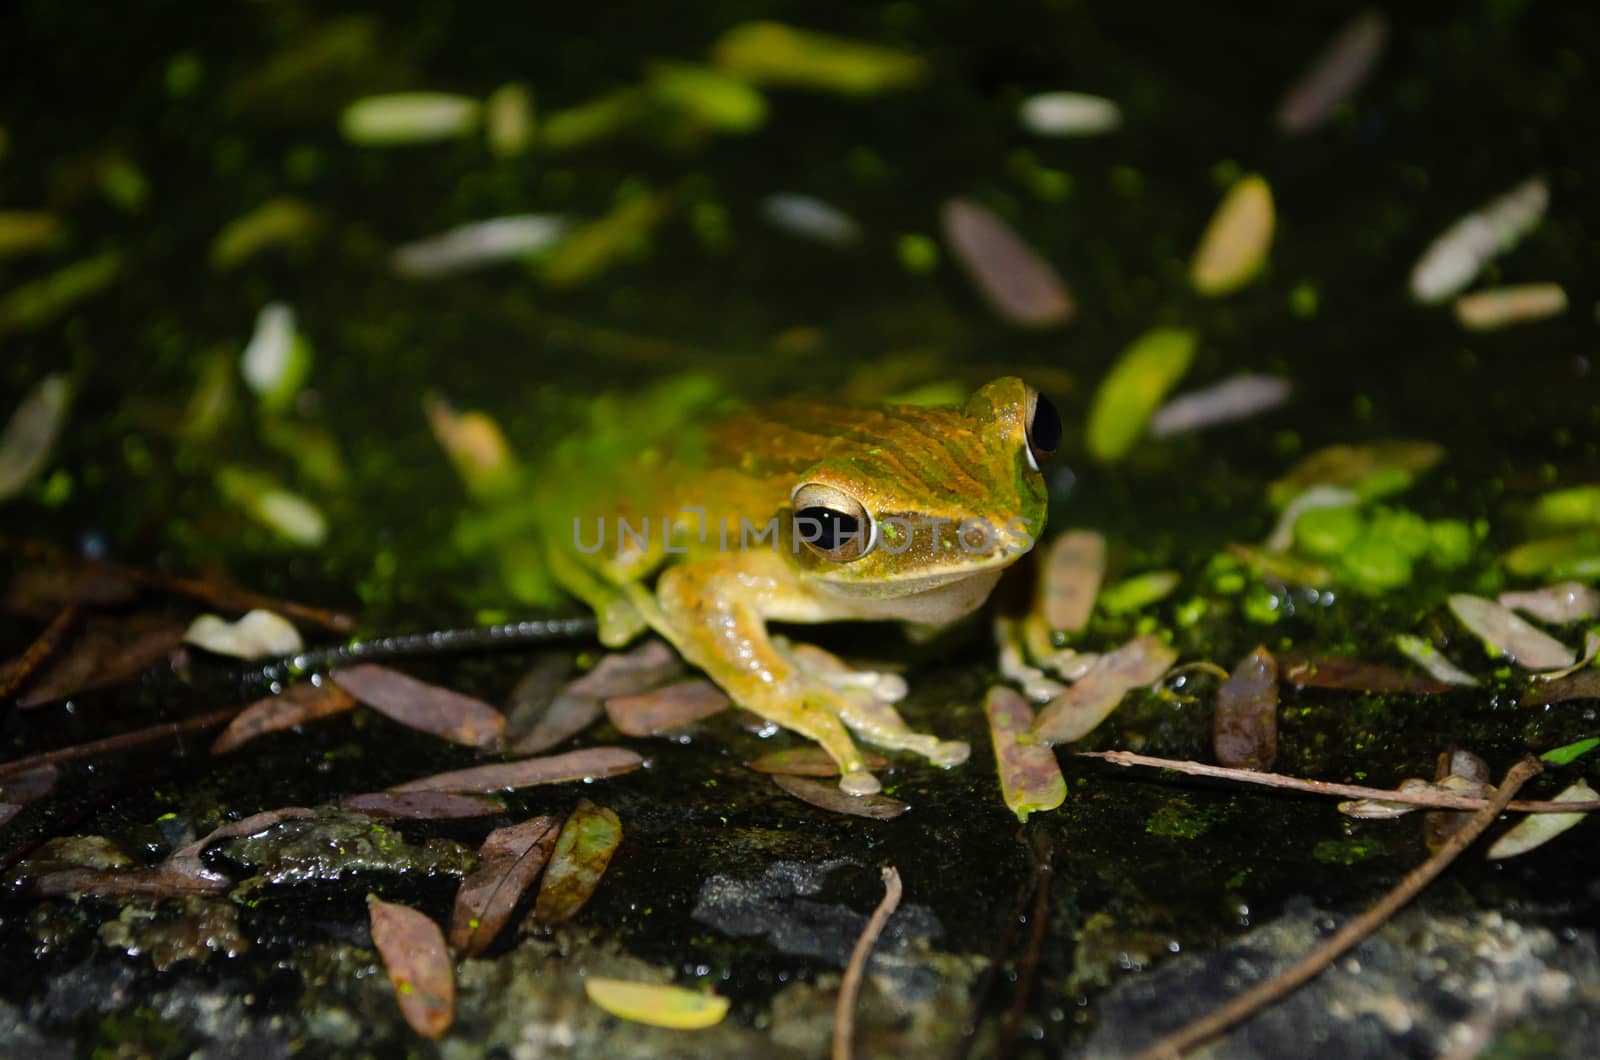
[1030,392,1063,454]
[796,507,860,552]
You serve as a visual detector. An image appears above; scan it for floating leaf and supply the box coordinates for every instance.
[1447,594,1576,671]
[1392,633,1479,687]
[212,682,356,753]
[340,92,480,145]
[986,685,1065,822]
[1278,652,1451,695]
[711,22,925,95]
[940,197,1072,328]
[1033,635,1178,744]
[541,190,668,289]
[0,251,121,334]
[0,374,70,501]
[745,747,888,776]
[240,302,310,412]
[760,193,861,247]
[1190,175,1275,296]
[1086,328,1196,462]
[1540,738,1600,766]
[1410,177,1548,304]
[210,197,318,269]
[341,792,502,820]
[1213,646,1278,770]
[0,210,59,259]
[1150,374,1292,438]
[1098,570,1180,615]
[771,773,909,819]
[647,62,767,132]
[1018,92,1121,137]
[485,82,535,158]
[451,815,561,957]
[1274,10,1388,134]
[367,896,455,1040]
[332,664,506,749]
[183,609,303,660]
[584,978,730,1030]
[1486,781,1597,860]
[1038,530,1105,633]
[1454,283,1566,331]
[513,640,682,754]
[1268,440,1443,508]
[392,746,644,794]
[394,215,568,278]
[533,799,623,924]
[604,679,730,736]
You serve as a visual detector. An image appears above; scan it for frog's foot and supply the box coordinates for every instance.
[779,639,970,770]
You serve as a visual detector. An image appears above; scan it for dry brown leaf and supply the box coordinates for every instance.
[390,746,644,794]
[332,664,505,749]
[368,895,455,1039]
[604,678,730,736]
[771,774,909,820]
[211,682,357,753]
[449,815,561,956]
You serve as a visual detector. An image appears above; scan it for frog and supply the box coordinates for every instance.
[530,377,1060,795]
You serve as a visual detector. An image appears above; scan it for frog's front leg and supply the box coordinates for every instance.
[653,556,882,795]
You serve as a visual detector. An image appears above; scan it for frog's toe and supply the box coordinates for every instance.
[839,770,882,796]
[930,740,971,768]
[872,673,909,703]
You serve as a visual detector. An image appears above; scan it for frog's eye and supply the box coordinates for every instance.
[791,482,875,562]
[1024,387,1062,470]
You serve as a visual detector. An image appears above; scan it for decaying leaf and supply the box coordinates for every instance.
[1278,652,1452,695]
[1190,175,1275,296]
[986,685,1066,822]
[1535,631,1600,681]
[16,614,185,707]
[1392,633,1479,688]
[332,664,506,749]
[1274,10,1388,134]
[584,977,730,1030]
[1213,646,1278,770]
[450,815,561,957]
[341,92,480,146]
[745,747,889,776]
[1338,777,1441,819]
[940,197,1072,328]
[503,654,574,744]
[392,746,644,794]
[1454,283,1567,331]
[1150,374,1292,438]
[1521,669,1600,707]
[1447,593,1577,671]
[0,374,71,501]
[1486,781,1597,859]
[1086,328,1196,462]
[341,792,503,820]
[1268,440,1444,508]
[1033,635,1178,744]
[604,678,730,736]
[771,773,910,820]
[533,800,623,924]
[367,895,456,1039]
[711,21,925,95]
[513,640,682,754]
[211,682,357,753]
[1410,177,1549,304]
[1038,530,1105,633]
[183,609,303,660]
[1498,582,1600,625]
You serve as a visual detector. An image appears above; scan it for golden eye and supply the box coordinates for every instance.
[1024,386,1062,470]
[791,482,875,562]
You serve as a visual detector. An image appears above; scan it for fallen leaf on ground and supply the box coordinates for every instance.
[1392,633,1479,688]
[391,747,644,794]
[332,664,505,749]
[1033,635,1178,744]
[770,774,909,819]
[211,682,357,753]
[745,747,888,776]
[986,685,1065,822]
[1274,10,1388,134]
[1086,329,1196,462]
[940,197,1072,328]
[341,792,503,820]
[604,678,730,736]
[1037,530,1105,633]
[1486,781,1597,859]
[514,640,681,754]
[1448,593,1576,671]
[450,815,561,957]
[533,800,623,924]
[368,895,456,1039]
[584,977,730,1029]
[1278,652,1452,695]
[16,615,185,707]
[1213,646,1278,770]
[183,609,303,660]
[1190,175,1274,296]
[1498,582,1600,625]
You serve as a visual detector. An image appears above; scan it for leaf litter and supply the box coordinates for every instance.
[771,774,909,820]
[391,746,644,794]
[211,681,357,753]
[332,663,506,749]
[450,814,561,957]
[533,799,623,925]
[367,895,456,1039]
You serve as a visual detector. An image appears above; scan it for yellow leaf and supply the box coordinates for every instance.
[584,977,730,1030]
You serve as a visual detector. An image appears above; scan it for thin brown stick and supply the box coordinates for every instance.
[0,538,356,633]
[0,705,241,779]
[0,604,80,702]
[833,866,903,1060]
[1077,749,1597,814]
[999,831,1054,1060]
[1131,755,1542,1060]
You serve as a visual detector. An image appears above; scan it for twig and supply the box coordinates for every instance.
[833,866,903,1060]
[952,836,1046,1060]
[1131,755,1542,1060]
[1077,749,1598,814]
[0,604,80,703]
[0,705,241,779]
[999,830,1054,1060]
